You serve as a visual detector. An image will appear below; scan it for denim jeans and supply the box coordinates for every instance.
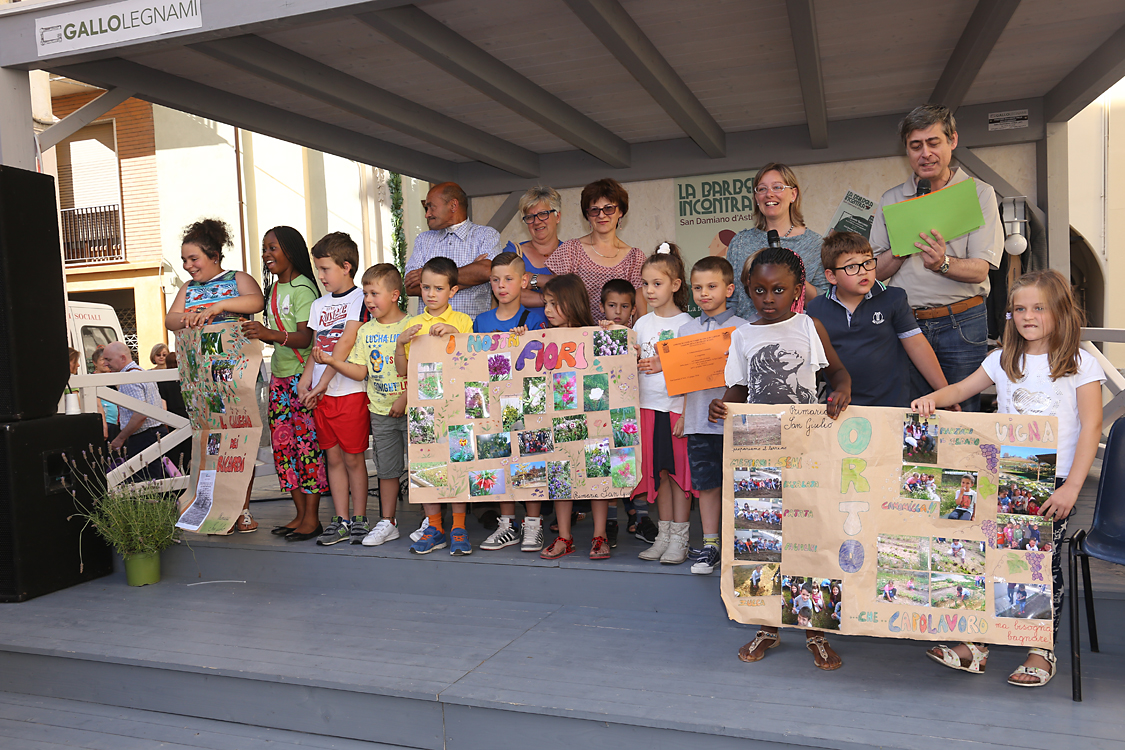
[907,303,989,411]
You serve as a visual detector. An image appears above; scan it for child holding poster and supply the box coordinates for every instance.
[806,231,948,407]
[677,256,749,575]
[316,264,410,547]
[395,257,475,555]
[913,269,1104,688]
[709,245,852,671]
[538,274,611,560]
[632,243,695,565]
[240,226,327,542]
[301,233,369,547]
[474,253,549,553]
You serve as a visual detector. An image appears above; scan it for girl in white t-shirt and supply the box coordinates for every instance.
[709,246,852,671]
[631,243,696,565]
[913,269,1105,688]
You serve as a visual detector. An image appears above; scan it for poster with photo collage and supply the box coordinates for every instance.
[406,327,642,503]
[721,404,1058,648]
[174,322,263,534]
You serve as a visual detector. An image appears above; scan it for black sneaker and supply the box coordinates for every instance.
[606,519,618,548]
[691,545,720,575]
[634,516,658,544]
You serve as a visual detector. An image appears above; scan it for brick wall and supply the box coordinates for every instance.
[52,93,161,267]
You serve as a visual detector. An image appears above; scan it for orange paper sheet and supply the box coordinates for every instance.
[656,326,736,396]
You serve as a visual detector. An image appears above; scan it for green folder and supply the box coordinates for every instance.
[883,178,985,256]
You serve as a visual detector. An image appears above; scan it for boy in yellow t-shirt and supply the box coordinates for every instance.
[319,264,409,546]
[395,256,473,555]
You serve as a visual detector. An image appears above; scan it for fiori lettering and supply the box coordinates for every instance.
[515,341,588,372]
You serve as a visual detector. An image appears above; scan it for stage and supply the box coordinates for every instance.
[0,475,1122,750]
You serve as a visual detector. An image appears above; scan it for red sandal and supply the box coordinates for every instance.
[590,535,611,559]
[540,536,575,560]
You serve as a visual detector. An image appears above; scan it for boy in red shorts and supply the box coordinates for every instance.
[299,232,369,546]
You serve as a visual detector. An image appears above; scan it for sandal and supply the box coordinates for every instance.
[926,642,988,674]
[540,536,575,560]
[235,509,258,533]
[590,535,611,559]
[1008,648,1056,687]
[806,635,842,671]
[737,630,779,663]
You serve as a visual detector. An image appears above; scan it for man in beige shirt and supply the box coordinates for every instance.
[871,104,1003,411]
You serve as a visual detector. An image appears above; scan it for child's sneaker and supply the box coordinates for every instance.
[521,516,544,552]
[690,545,720,575]
[409,517,430,543]
[362,519,400,547]
[409,526,447,554]
[480,517,520,550]
[635,515,658,544]
[316,516,350,546]
[449,527,472,556]
[349,516,370,544]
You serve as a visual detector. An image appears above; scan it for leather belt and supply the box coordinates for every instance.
[913,295,984,321]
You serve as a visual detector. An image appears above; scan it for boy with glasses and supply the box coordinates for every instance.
[807,232,949,407]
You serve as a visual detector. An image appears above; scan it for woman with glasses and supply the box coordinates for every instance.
[499,186,565,308]
[545,178,647,322]
[727,163,828,320]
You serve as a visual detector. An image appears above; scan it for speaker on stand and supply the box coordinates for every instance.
[0,165,113,602]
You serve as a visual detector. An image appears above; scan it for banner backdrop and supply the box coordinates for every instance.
[721,404,1058,649]
[407,327,642,503]
[174,322,263,534]
[674,171,759,313]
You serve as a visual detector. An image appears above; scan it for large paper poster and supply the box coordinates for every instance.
[407,327,642,503]
[721,404,1058,648]
[174,322,263,534]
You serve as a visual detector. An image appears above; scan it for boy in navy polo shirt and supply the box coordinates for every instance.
[807,232,948,407]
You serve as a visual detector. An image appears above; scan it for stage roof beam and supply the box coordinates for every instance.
[562,0,726,157]
[191,35,538,178]
[52,58,458,183]
[930,0,1022,112]
[1043,21,1125,123]
[783,0,828,150]
[38,86,135,151]
[356,5,631,169]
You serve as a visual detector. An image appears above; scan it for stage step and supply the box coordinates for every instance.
[161,499,721,616]
[0,691,410,749]
[0,572,1122,750]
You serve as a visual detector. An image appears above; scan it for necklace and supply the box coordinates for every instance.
[590,243,623,260]
[784,224,795,237]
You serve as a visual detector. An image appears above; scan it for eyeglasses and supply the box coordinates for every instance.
[755,184,793,195]
[522,209,557,224]
[831,258,878,276]
[586,204,618,218]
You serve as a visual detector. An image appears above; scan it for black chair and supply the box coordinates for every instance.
[1067,415,1125,701]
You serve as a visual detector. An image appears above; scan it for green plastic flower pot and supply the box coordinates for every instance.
[123,551,161,586]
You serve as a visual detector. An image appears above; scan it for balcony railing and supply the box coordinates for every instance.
[61,204,124,265]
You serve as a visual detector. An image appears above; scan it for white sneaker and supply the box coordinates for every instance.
[480,517,521,550]
[409,517,429,543]
[362,519,401,547]
[521,516,544,552]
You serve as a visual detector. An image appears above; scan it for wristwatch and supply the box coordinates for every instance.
[938,257,950,275]
[530,274,539,290]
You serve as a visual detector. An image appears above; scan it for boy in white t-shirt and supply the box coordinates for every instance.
[300,232,369,547]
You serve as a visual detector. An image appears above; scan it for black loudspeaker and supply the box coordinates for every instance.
[0,414,113,602]
[0,165,68,420]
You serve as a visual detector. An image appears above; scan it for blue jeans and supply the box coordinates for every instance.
[907,303,989,411]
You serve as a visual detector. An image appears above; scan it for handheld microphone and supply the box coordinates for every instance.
[916,179,931,197]
[767,229,781,248]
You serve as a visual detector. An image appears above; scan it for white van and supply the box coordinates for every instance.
[66,301,125,373]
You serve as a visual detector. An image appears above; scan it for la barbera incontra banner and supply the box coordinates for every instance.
[175,322,263,534]
[722,404,1058,648]
[407,327,642,503]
